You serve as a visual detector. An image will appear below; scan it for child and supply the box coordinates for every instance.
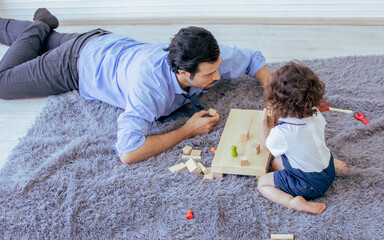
[258,61,348,214]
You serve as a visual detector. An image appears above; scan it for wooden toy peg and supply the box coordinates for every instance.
[251,143,260,154]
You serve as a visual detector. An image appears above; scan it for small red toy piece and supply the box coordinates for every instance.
[317,102,330,112]
[210,147,216,154]
[355,112,370,125]
[186,209,193,219]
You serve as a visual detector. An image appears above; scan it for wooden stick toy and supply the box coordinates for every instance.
[317,102,353,114]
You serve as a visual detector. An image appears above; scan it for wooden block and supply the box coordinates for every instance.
[267,116,275,128]
[270,234,294,240]
[267,109,275,128]
[251,143,260,154]
[240,130,249,141]
[211,109,272,177]
[190,149,202,156]
[203,167,214,180]
[213,172,223,179]
[197,162,208,173]
[181,155,201,160]
[240,155,249,167]
[182,145,193,155]
[168,162,187,172]
[208,108,217,117]
[185,158,201,174]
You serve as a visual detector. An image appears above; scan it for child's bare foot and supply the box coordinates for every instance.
[289,196,327,214]
[334,159,348,170]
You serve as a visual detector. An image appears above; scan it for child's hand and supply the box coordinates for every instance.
[259,108,270,150]
[261,108,268,123]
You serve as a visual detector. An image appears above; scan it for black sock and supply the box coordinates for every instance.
[33,8,59,29]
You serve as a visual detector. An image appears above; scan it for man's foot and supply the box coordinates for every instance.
[33,8,59,29]
[334,158,349,170]
[289,196,327,214]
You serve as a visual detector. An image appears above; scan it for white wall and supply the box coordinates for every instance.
[2,0,384,25]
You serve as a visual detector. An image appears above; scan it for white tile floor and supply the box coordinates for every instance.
[1,24,384,169]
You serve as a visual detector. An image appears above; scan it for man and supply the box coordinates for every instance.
[0,9,270,164]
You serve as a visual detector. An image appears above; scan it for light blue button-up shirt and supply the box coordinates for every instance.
[78,33,266,155]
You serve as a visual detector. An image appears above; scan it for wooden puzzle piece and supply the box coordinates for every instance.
[211,109,272,177]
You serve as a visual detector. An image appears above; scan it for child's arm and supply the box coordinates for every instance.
[259,108,271,150]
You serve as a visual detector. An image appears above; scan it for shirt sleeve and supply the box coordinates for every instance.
[114,79,169,155]
[114,112,151,154]
[266,127,288,157]
[218,44,267,79]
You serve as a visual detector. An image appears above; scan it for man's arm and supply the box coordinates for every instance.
[254,65,271,87]
[120,110,220,164]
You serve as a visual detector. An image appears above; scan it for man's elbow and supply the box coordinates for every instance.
[120,152,142,165]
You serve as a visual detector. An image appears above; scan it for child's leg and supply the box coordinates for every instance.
[334,158,348,170]
[258,172,327,214]
[271,156,284,171]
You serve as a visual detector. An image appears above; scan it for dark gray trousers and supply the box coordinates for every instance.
[0,18,108,99]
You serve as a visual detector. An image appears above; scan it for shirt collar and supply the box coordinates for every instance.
[277,117,307,125]
[170,72,204,96]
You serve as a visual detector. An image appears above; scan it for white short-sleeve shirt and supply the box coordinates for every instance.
[266,110,331,173]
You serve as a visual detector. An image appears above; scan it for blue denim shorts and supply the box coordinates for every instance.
[273,154,335,199]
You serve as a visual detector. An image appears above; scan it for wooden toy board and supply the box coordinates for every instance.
[211,109,272,177]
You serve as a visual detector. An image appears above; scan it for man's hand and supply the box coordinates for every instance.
[254,65,271,87]
[120,109,220,165]
[182,110,220,137]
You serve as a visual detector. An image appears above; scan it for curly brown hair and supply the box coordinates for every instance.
[264,61,326,119]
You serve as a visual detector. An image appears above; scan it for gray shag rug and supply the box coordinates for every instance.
[1,55,383,240]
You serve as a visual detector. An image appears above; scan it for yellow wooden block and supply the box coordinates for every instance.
[185,158,201,174]
[181,155,201,160]
[168,162,187,173]
[239,155,249,167]
[267,109,275,128]
[208,108,217,117]
[213,172,223,179]
[251,143,261,154]
[197,162,208,173]
[182,145,193,155]
[190,149,202,156]
[240,130,249,141]
[270,234,294,240]
[211,109,272,177]
[203,167,214,180]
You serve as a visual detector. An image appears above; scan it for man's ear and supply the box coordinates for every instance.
[177,70,189,76]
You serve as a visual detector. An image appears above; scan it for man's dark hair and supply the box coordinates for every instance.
[164,26,220,79]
